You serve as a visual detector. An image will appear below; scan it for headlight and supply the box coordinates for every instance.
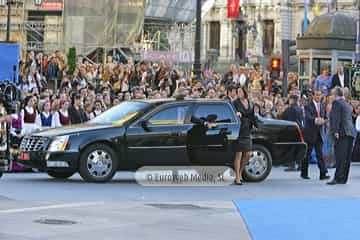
[48,136,69,152]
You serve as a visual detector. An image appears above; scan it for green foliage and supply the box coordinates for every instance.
[67,47,76,74]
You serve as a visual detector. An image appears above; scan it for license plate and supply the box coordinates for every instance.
[19,152,30,161]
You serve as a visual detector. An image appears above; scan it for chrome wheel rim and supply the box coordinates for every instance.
[245,150,268,178]
[87,149,113,178]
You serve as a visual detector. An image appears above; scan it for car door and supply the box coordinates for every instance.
[187,102,240,165]
[126,103,193,166]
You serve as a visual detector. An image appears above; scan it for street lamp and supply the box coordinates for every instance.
[193,0,202,80]
[5,0,16,42]
[356,0,360,63]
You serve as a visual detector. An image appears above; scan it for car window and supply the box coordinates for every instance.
[148,105,189,125]
[193,104,236,123]
[90,101,149,125]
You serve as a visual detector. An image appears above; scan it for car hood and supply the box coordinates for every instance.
[32,124,117,138]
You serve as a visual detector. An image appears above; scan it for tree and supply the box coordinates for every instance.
[67,47,76,75]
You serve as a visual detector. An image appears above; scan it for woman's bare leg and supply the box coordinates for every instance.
[240,152,251,176]
[234,152,242,183]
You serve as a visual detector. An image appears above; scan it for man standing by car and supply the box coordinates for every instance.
[327,87,355,185]
[301,89,329,180]
[282,95,304,171]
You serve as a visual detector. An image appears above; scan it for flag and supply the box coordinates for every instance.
[227,0,239,18]
[314,0,320,17]
[327,0,331,13]
[303,0,308,34]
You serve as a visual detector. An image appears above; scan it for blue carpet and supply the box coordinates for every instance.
[234,199,360,240]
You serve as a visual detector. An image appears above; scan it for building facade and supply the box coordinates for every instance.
[202,0,357,69]
[0,0,64,53]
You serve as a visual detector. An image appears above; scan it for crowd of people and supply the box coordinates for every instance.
[5,49,360,181]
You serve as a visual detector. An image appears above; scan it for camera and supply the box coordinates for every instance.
[0,81,21,114]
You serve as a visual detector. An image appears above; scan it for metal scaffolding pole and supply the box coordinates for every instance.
[6,0,12,42]
[356,1,360,63]
[193,0,202,80]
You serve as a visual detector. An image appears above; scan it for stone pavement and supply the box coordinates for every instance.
[0,200,250,240]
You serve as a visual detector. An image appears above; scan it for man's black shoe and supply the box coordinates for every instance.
[320,175,330,180]
[327,180,337,185]
[301,175,310,180]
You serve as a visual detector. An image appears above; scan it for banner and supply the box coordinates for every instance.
[40,0,64,10]
[227,0,239,19]
[141,50,194,64]
[0,43,20,83]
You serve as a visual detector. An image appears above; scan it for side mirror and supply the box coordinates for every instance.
[140,120,150,131]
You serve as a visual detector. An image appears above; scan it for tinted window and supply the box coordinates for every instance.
[149,105,189,125]
[193,104,235,123]
[90,101,149,125]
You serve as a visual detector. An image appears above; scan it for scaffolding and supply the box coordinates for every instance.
[64,0,146,57]
[0,0,64,53]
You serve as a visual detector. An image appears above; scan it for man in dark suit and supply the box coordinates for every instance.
[327,87,355,185]
[282,95,304,171]
[283,95,304,128]
[301,89,329,180]
[331,65,349,89]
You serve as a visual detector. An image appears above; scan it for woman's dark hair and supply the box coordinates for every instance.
[94,100,102,106]
[24,96,33,107]
[238,86,248,99]
[71,92,81,105]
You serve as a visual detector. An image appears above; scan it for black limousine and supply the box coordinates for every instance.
[17,99,307,182]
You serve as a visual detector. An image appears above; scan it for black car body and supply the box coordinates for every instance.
[17,99,307,182]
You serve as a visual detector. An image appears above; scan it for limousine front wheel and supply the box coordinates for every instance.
[79,143,118,183]
[243,144,272,182]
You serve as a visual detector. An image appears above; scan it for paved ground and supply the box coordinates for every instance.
[0,164,360,240]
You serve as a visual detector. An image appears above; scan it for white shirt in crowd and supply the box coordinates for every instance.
[10,113,22,137]
[355,115,360,132]
[338,73,345,88]
[35,112,54,130]
[52,110,69,128]
[21,106,40,135]
[89,110,102,120]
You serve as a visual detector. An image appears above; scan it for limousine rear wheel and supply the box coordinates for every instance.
[47,171,75,179]
[79,143,118,183]
[242,144,272,182]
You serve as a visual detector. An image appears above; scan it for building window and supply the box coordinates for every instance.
[263,20,274,56]
[209,21,220,50]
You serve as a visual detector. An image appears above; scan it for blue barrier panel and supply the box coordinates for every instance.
[0,43,20,83]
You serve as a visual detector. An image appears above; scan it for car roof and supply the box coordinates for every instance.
[135,98,228,105]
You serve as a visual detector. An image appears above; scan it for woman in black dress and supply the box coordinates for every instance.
[232,87,258,185]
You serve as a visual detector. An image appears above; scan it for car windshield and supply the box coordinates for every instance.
[90,101,149,125]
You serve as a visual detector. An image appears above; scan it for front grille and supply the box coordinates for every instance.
[20,136,49,152]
